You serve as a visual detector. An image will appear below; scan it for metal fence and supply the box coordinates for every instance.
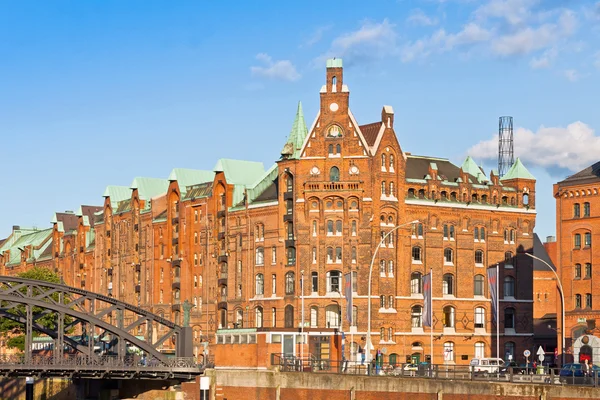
[270,354,600,387]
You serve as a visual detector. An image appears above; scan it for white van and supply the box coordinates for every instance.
[470,358,505,375]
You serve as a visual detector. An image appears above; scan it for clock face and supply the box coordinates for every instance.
[329,102,339,112]
[350,165,359,175]
[311,166,320,175]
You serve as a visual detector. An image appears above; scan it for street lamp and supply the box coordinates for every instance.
[523,252,565,365]
[366,220,419,361]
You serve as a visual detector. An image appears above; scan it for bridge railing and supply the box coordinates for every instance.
[0,354,202,370]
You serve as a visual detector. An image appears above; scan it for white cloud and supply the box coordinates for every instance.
[529,47,557,69]
[250,53,301,82]
[316,19,398,66]
[474,0,538,26]
[564,69,580,82]
[407,9,439,26]
[303,25,332,48]
[468,121,599,173]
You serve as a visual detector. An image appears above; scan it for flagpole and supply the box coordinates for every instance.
[496,263,499,378]
[430,267,433,365]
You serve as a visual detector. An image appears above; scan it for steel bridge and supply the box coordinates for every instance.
[0,276,204,379]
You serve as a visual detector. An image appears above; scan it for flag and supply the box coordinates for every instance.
[344,272,353,324]
[422,272,432,327]
[487,266,498,325]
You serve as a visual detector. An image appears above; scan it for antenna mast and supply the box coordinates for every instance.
[498,116,514,177]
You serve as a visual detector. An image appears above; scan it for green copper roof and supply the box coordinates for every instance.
[130,177,169,202]
[103,185,131,209]
[213,159,265,186]
[461,156,487,183]
[501,158,535,181]
[326,58,343,68]
[0,228,53,266]
[281,102,308,160]
[247,164,278,204]
[168,168,215,197]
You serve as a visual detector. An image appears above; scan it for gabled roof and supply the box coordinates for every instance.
[76,205,103,227]
[557,161,600,187]
[103,185,131,209]
[51,211,78,233]
[213,159,265,186]
[461,156,488,183]
[0,228,53,266]
[359,122,382,147]
[168,168,215,196]
[501,158,535,181]
[405,155,463,182]
[533,233,556,272]
[247,164,278,204]
[130,177,169,200]
[281,102,308,160]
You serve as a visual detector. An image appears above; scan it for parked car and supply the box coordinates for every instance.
[470,358,505,376]
[500,361,535,375]
[403,363,418,372]
[559,363,600,383]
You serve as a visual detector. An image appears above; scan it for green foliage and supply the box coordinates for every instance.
[0,267,73,351]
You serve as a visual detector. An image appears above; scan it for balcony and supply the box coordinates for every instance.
[284,192,293,200]
[283,214,293,222]
[135,285,141,293]
[218,273,228,287]
[172,282,181,290]
[172,303,181,313]
[218,231,225,240]
[107,268,113,276]
[285,239,295,248]
[135,264,141,273]
[218,254,228,263]
[217,210,226,218]
[172,258,181,267]
[305,181,361,192]
[218,301,228,310]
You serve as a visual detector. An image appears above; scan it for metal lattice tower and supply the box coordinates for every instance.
[498,116,514,177]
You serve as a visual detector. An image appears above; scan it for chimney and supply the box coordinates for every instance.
[545,236,556,243]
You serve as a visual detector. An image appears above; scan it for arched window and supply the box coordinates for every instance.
[475,307,485,328]
[480,227,485,241]
[474,274,484,296]
[381,181,386,196]
[326,270,342,292]
[255,247,264,265]
[285,272,295,295]
[388,260,394,275]
[351,220,357,236]
[510,229,515,243]
[585,232,592,247]
[474,227,479,241]
[327,247,333,263]
[449,225,455,239]
[312,220,317,236]
[443,274,454,295]
[444,342,454,361]
[336,144,341,154]
[504,307,515,329]
[585,263,592,278]
[475,342,485,359]
[388,295,394,309]
[575,294,582,308]
[255,274,264,295]
[584,202,591,217]
[504,276,515,297]
[255,307,263,328]
[444,248,453,264]
[586,293,593,308]
[475,250,484,265]
[575,263,582,278]
[574,233,581,248]
[390,181,395,196]
[327,220,334,235]
[411,305,423,327]
[389,353,398,366]
[331,75,337,91]
[284,305,294,328]
[523,193,529,206]
[379,260,386,274]
[380,295,386,308]
[505,251,513,268]
[443,306,455,328]
[329,167,340,182]
[310,306,318,327]
[286,174,293,192]
[328,144,334,154]
[326,304,340,328]
[411,272,423,294]
[335,247,342,263]
[381,154,386,169]
[389,154,395,171]
[311,271,318,293]
[417,223,424,237]
[412,246,422,262]
[335,220,342,235]
[271,307,277,327]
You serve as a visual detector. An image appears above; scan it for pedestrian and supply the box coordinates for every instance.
[583,359,590,383]
[359,345,365,365]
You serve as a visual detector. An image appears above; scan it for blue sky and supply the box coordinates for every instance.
[1,0,599,239]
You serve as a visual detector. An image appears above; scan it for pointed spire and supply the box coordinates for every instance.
[461,155,487,183]
[501,157,535,181]
[281,101,308,160]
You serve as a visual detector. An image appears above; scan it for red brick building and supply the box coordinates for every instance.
[0,59,537,365]
[554,163,600,364]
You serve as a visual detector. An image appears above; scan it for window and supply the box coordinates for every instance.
[443,306,455,328]
[272,274,276,295]
[272,246,276,264]
[475,342,485,359]
[327,270,342,293]
[412,246,422,262]
[474,227,479,241]
[417,223,424,237]
[504,276,515,297]
[388,260,394,275]
[574,203,581,218]
[586,293,593,308]
[584,202,590,217]
[575,294,582,308]
[381,154,386,169]
[480,227,485,241]
[329,167,340,182]
[411,306,423,328]
[474,275,484,296]
[326,304,340,328]
[285,272,295,295]
[335,220,342,235]
[255,274,264,295]
[194,253,198,266]
[310,306,318,327]
[504,252,513,268]
[335,247,342,263]
[194,210,199,222]
[585,232,592,247]
[327,220,334,235]
[443,274,454,295]
[505,342,515,360]
[194,232,198,244]
[504,308,515,329]
[312,220,317,236]
[509,229,515,243]
[284,305,294,328]
[410,272,422,294]
[380,295,386,308]
[475,250,484,265]
[575,263,582,278]
[336,144,341,154]
[475,307,485,328]
[255,307,263,328]
[312,247,317,264]
[585,263,592,278]
[574,233,581,248]
[449,225,455,239]
[381,181,386,196]
[255,247,264,265]
[444,248,453,264]
[379,260,386,275]
[504,229,508,242]
[351,220,357,236]
[389,182,395,197]
[287,247,296,266]
[388,295,394,309]
[272,308,277,327]
[351,246,357,263]
[311,272,318,293]
[444,342,454,361]
[327,247,333,263]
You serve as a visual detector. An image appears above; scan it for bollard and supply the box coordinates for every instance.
[25,377,34,400]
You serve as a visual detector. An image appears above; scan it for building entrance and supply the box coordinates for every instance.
[579,345,593,363]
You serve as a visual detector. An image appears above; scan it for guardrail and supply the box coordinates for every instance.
[270,354,600,387]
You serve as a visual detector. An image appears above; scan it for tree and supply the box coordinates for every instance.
[0,267,72,351]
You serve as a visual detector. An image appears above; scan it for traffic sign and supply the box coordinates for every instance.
[537,346,545,356]
[524,349,531,357]
[538,354,544,362]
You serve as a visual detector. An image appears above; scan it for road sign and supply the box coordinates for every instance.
[538,354,544,362]
[537,346,545,356]
[523,350,531,357]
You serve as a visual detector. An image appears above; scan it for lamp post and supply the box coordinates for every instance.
[366,220,419,361]
[523,252,565,365]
